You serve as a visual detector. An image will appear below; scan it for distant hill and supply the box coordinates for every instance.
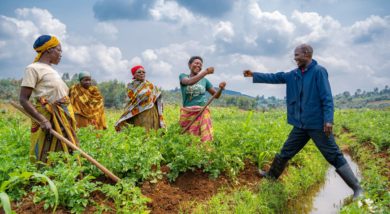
[0,78,389,110]
[165,87,259,110]
[169,87,253,98]
[221,89,253,98]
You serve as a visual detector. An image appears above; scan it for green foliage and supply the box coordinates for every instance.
[192,143,328,214]
[334,86,390,109]
[335,109,390,150]
[97,80,128,108]
[163,88,285,110]
[0,171,58,213]
[335,112,389,213]
[100,180,150,213]
[32,173,59,212]
[78,126,164,181]
[0,79,21,101]
[0,102,388,213]
[32,153,98,213]
[0,171,35,200]
[0,115,34,185]
[75,108,289,183]
[257,151,275,170]
[0,192,13,214]
[3,77,389,109]
[191,186,275,214]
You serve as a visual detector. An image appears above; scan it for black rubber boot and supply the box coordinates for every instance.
[259,154,288,180]
[336,163,364,199]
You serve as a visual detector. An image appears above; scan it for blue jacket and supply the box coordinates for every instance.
[253,59,334,129]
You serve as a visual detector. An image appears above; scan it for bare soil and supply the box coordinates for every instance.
[4,161,261,214]
[141,161,261,214]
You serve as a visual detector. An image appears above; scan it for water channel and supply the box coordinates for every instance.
[310,154,361,214]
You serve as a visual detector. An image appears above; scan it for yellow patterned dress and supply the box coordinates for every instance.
[21,62,79,164]
[69,84,107,130]
[115,80,165,132]
[30,97,79,163]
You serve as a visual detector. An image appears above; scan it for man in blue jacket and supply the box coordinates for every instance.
[243,44,363,199]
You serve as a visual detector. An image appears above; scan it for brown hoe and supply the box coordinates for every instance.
[181,87,224,134]
[10,101,120,183]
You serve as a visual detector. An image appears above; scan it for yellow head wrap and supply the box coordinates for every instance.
[33,35,60,62]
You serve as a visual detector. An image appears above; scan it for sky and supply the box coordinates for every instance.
[0,0,389,98]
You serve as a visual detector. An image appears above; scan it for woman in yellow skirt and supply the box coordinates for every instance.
[69,71,107,130]
[19,35,79,164]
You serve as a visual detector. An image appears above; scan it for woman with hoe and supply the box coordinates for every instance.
[19,35,79,164]
[179,56,226,142]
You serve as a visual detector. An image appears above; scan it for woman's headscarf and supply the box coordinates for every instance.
[33,35,60,62]
[78,71,91,81]
[131,65,144,77]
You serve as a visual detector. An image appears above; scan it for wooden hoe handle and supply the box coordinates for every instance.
[181,87,224,134]
[10,101,121,183]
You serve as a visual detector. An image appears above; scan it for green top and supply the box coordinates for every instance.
[179,73,213,107]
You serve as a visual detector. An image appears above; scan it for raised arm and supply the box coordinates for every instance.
[207,82,226,99]
[243,69,287,84]
[181,67,214,85]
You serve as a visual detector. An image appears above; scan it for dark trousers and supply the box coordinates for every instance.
[279,127,346,169]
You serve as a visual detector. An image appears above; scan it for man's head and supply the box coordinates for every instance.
[294,44,313,69]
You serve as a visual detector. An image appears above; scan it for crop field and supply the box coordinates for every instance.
[0,102,388,213]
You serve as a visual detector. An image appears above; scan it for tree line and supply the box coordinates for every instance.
[1,76,389,110]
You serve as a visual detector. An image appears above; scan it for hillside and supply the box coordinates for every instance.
[1,78,389,110]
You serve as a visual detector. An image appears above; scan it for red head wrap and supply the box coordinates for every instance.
[131,65,144,76]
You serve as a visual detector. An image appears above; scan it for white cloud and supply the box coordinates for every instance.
[0,16,38,39]
[15,7,67,40]
[0,2,389,98]
[64,45,91,65]
[93,45,129,77]
[213,21,235,43]
[150,0,197,25]
[316,55,351,73]
[0,8,129,81]
[129,57,142,66]
[230,54,268,71]
[94,22,118,40]
[248,2,295,34]
[140,49,172,77]
[349,15,389,43]
[142,49,158,61]
[0,8,66,63]
[212,1,295,55]
[291,10,341,44]
[148,60,172,76]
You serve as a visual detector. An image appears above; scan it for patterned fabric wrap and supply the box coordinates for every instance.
[115,80,165,130]
[179,106,213,142]
[33,35,60,62]
[30,96,78,164]
[69,84,107,130]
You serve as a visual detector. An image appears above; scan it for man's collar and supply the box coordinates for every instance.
[301,59,317,71]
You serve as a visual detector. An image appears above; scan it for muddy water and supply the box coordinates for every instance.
[310,154,361,214]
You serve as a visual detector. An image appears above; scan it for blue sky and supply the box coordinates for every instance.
[0,0,389,97]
